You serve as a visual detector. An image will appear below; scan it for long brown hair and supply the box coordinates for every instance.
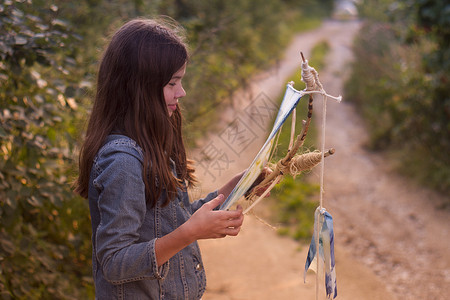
[74,18,196,206]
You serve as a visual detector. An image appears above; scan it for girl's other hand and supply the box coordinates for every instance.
[246,166,273,197]
[217,170,246,199]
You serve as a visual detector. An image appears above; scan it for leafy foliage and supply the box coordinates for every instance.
[346,0,450,194]
[172,0,330,143]
[273,176,319,241]
[0,1,92,298]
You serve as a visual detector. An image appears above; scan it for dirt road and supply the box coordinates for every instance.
[192,18,450,300]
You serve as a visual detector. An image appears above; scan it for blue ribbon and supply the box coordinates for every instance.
[304,207,337,299]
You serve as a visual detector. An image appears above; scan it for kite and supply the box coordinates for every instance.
[219,53,341,299]
[220,53,340,212]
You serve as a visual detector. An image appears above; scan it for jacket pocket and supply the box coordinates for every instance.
[192,253,206,298]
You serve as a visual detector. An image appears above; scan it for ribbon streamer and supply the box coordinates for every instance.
[219,84,305,210]
[304,207,337,299]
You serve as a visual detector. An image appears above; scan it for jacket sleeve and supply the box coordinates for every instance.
[92,146,169,284]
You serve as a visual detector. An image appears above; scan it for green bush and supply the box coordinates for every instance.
[0,2,93,298]
[272,176,319,241]
[345,0,450,194]
[175,0,329,143]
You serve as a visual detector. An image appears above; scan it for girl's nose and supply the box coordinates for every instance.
[177,86,186,99]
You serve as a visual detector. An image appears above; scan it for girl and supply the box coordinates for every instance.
[74,18,246,299]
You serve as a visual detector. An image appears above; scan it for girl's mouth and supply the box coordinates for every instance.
[168,104,177,112]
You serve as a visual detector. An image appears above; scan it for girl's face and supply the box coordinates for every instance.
[163,64,186,117]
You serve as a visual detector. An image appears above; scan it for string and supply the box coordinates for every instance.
[319,95,327,209]
[268,125,283,164]
[316,93,328,299]
[289,108,297,150]
[243,176,281,214]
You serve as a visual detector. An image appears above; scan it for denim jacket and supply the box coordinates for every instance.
[88,135,218,299]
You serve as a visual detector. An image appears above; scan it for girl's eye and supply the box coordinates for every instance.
[168,82,176,87]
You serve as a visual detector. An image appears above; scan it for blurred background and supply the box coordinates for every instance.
[0,0,448,299]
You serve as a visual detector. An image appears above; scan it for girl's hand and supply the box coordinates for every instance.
[186,194,244,239]
[245,166,273,197]
[218,170,246,199]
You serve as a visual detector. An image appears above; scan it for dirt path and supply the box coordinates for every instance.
[191,19,449,300]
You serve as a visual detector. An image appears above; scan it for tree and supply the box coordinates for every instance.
[346,0,450,193]
[0,1,92,298]
[415,0,450,168]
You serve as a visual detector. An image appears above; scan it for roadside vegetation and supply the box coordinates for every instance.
[0,0,333,298]
[345,0,449,197]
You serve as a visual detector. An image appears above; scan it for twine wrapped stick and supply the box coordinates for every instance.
[285,149,335,177]
[243,126,335,214]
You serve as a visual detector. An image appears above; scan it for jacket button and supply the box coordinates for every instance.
[195,263,203,271]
